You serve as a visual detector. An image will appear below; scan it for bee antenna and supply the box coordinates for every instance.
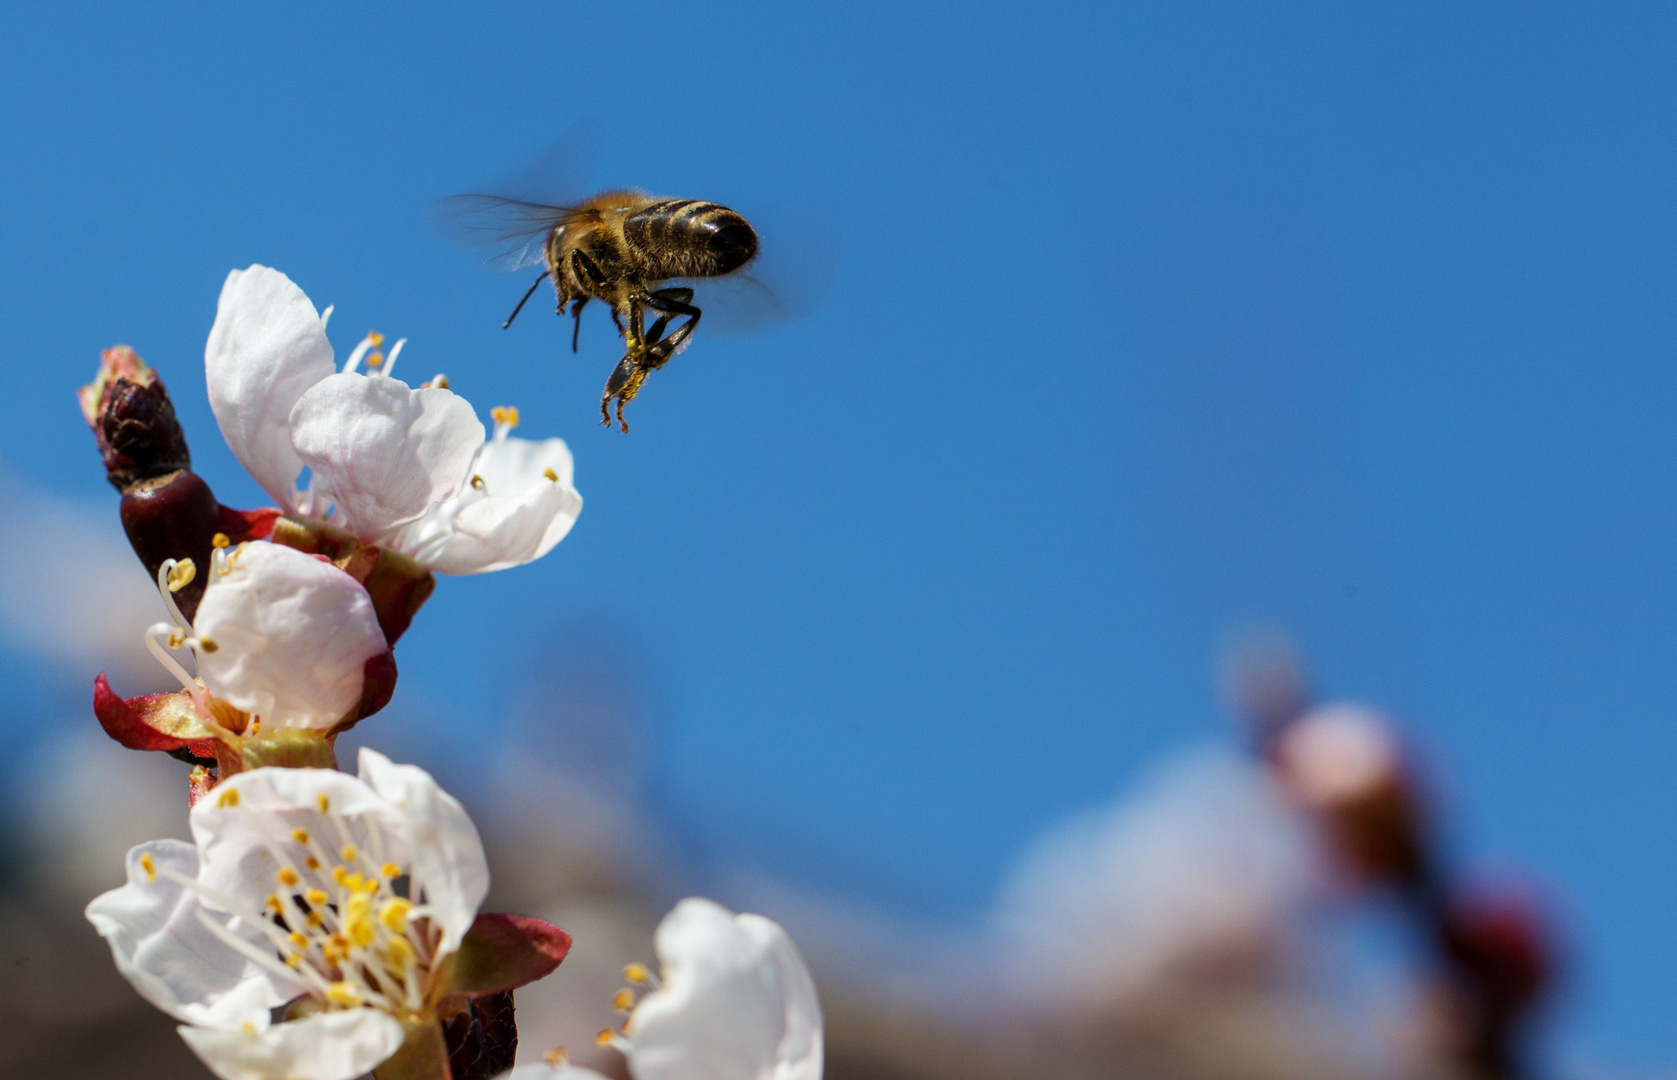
[503,270,551,330]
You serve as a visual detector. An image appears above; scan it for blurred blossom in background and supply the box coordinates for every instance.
[4,2,1677,1078]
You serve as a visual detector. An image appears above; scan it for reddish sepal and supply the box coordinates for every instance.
[93,673,220,760]
[446,913,572,997]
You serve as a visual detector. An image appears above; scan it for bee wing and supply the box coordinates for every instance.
[427,123,604,271]
[426,195,596,272]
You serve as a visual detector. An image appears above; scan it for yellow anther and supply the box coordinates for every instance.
[596,1030,614,1048]
[543,467,559,482]
[613,988,636,1011]
[381,862,401,879]
[306,856,320,871]
[490,405,520,427]
[359,877,379,894]
[368,331,385,347]
[330,933,350,952]
[166,559,196,593]
[285,953,302,969]
[366,350,384,368]
[340,843,358,862]
[332,866,348,886]
[322,943,342,964]
[317,794,330,813]
[167,628,186,649]
[426,373,450,390]
[344,892,376,947]
[243,1021,257,1034]
[265,894,283,914]
[623,962,650,985]
[211,533,231,549]
[325,982,362,1007]
[305,888,328,907]
[277,866,300,887]
[217,787,240,808]
[139,851,157,882]
[306,911,324,928]
[291,828,310,844]
[196,636,219,654]
[384,935,415,975]
[470,474,485,490]
[378,898,412,935]
[288,932,308,948]
[344,872,366,892]
[623,1017,634,1035]
[543,1049,568,1066]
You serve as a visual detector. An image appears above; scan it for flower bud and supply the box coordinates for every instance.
[80,346,192,492]
[1269,704,1430,887]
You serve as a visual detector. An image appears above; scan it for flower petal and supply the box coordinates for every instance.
[494,1065,612,1080]
[205,266,335,510]
[179,1009,405,1080]
[289,373,484,541]
[393,436,582,575]
[85,840,296,1030]
[357,747,489,954]
[193,541,388,729]
[191,766,408,916]
[628,899,823,1080]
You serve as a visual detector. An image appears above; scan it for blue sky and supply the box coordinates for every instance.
[3,1,1676,1066]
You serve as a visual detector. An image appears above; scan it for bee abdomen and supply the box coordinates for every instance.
[623,199,758,279]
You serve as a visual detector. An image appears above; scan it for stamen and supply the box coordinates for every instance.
[378,898,411,934]
[470,474,486,490]
[422,373,450,390]
[139,851,157,882]
[613,988,635,1011]
[277,866,300,887]
[166,559,196,593]
[490,406,520,428]
[543,1048,568,1066]
[195,636,220,654]
[318,794,331,813]
[217,788,240,809]
[343,333,380,375]
[544,467,559,482]
[382,862,401,879]
[326,982,363,1007]
[382,338,407,379]
[292,829,310,845]
[211,533,231,549]
[306,888,328,907]
[623,962,660,989]
[153,560,194,634]
[320,304,334,332]
[341,843,359,862]
[365,350,384,369]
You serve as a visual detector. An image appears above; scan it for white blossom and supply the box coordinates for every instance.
[205,264,582,574]
[144,540,387,732]
[601,898,823,1080]
[86,749,490,1080]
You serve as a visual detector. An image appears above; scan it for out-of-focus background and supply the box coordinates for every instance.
[2,2,1675,1077]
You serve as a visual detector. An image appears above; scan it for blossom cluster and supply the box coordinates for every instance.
[76,267,823,1080]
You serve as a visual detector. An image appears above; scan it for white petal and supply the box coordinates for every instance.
[193,541,388,729]
[391,436,582,574]
[191,767,408,915]
[357,748,489,953]
[205,266,335,510]
[179,1009,404,1080]
[628,899,823,1080]
[85,840,296,1029]
[495,1066,613,1080]
[289,373,484,541]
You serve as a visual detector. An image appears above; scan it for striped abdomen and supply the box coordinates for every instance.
[622,199,758,280]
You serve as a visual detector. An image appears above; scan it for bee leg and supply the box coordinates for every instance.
[600,355,649,433]
[641,288,702,365]
[570,297,588,353]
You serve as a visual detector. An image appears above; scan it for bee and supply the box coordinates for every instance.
[435,187,759,431]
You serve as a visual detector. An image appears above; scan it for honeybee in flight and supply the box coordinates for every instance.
[435,186,760,431]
